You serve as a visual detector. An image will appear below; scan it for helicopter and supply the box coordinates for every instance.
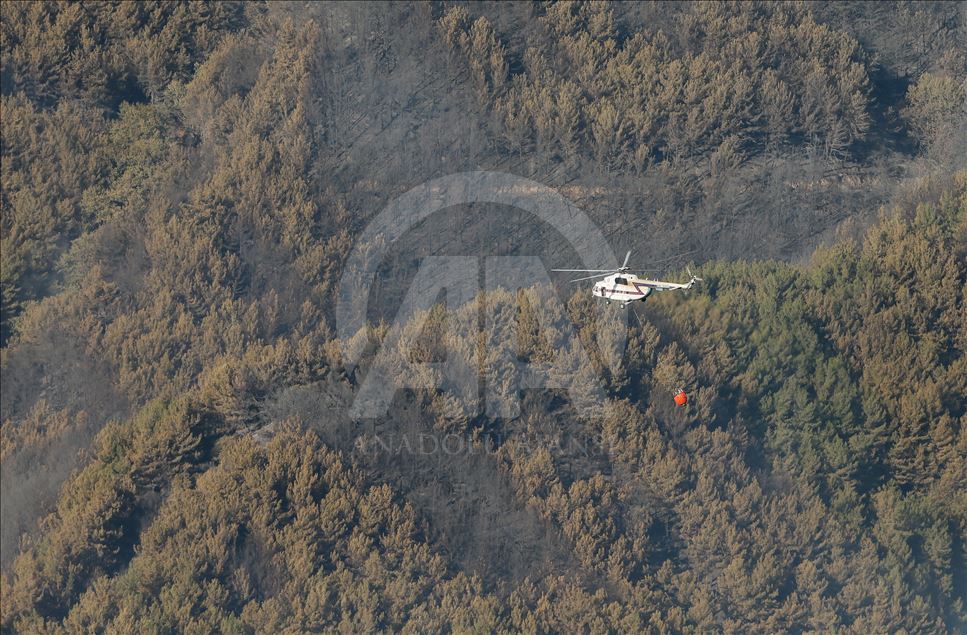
[552,251,702,308]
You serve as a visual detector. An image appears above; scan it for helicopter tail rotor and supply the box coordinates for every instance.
[686,266,703,289]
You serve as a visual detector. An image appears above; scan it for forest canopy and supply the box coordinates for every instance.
[1,1,965,633]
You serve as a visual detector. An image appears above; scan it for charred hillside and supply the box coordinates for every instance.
[1,1,965,632]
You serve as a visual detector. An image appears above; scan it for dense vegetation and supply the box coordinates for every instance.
[1,1,965,632]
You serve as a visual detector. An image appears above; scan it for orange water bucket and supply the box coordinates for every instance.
[674,390,688,407]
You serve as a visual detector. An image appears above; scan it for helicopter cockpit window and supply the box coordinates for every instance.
[615,277,628,285]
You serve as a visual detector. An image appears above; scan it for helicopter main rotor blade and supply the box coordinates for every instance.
[570,272,614,283]
[644,249,698,266]
[553,248,697,276]
[598,249,698,273]
[551,268,617,273]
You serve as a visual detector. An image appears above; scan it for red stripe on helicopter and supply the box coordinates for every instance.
[600,281,654,296]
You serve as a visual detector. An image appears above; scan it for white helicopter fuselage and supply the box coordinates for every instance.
[593,273,697,305]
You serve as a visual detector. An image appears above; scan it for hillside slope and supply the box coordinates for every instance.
[1,1,966,632]
[2,176,964,632]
